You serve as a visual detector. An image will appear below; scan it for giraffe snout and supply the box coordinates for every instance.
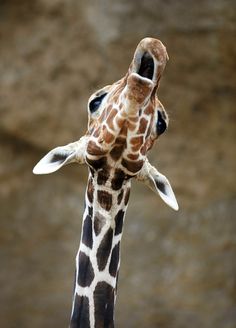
[131,37,168,86]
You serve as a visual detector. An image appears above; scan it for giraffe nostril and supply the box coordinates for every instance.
[138,52,154,80]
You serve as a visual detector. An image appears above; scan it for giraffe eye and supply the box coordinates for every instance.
[89,93,107,113]
[156,110,167,135]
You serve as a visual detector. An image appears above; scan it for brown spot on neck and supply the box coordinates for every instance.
[121,158,143,173]
[117,189,124,205]
[87,178,94,203]
[111,169,126,190]
[127,153,139,160]
[124,188,130,205]
[97,166,110,185]
[86,156,107,170]
[87,141,107,156]
[94,212,106,236]
[97,190,113,211]
[96,228,113,271]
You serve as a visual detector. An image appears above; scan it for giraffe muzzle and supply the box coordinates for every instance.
[131,37,169,85]
[122,38,168,113]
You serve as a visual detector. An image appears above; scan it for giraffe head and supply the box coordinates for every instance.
[33,38,178,210]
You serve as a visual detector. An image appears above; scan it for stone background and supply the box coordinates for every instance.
[0,1,235,327]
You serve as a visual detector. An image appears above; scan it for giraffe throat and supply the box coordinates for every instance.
[70,169,131,328]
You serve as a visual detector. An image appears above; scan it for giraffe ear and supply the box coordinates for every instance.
[136,160,179,211]
[33,137,88,175]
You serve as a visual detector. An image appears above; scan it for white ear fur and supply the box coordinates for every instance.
[136,159,179,211]
[33,136,88,175]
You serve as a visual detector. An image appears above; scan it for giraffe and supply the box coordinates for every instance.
[33,37,178,328]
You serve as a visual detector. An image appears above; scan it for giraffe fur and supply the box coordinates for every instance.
[33,37,178,328]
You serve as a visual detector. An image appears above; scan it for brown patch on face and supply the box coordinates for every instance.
[131,135,144,152]
[124,188,130,205]
[127,153,139,160]
[102,126,115,144]
[116,117,125,129]
[110,137,127,161]
[97,190,113,211]
[106,104,113,114]
[140,143,147,155]
[86,156,107,170]
[106,108,118,131]
[131,136,143,146]
[120,122,128,137]
[138,117,148,134]
[87,177,94,203]
[87,141,107,156]
[99,107,107,122]
[128,122,136,131]
[93,126,101,138]
[121,158,143,173]
[141,138,154,156]
[112,94,119,103]
[146,117,153,137]
[144,103,153,115]
[112,82,125,104]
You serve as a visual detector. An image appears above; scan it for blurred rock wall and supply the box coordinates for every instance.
[0,1,235,327]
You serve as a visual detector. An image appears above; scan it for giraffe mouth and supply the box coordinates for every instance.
[137,52,154,81]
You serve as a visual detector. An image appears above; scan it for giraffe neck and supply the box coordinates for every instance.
[70,171,131,328]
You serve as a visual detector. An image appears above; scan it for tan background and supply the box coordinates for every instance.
[0,1,235,327]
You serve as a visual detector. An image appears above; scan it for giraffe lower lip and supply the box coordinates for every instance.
[126,73,154,108]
